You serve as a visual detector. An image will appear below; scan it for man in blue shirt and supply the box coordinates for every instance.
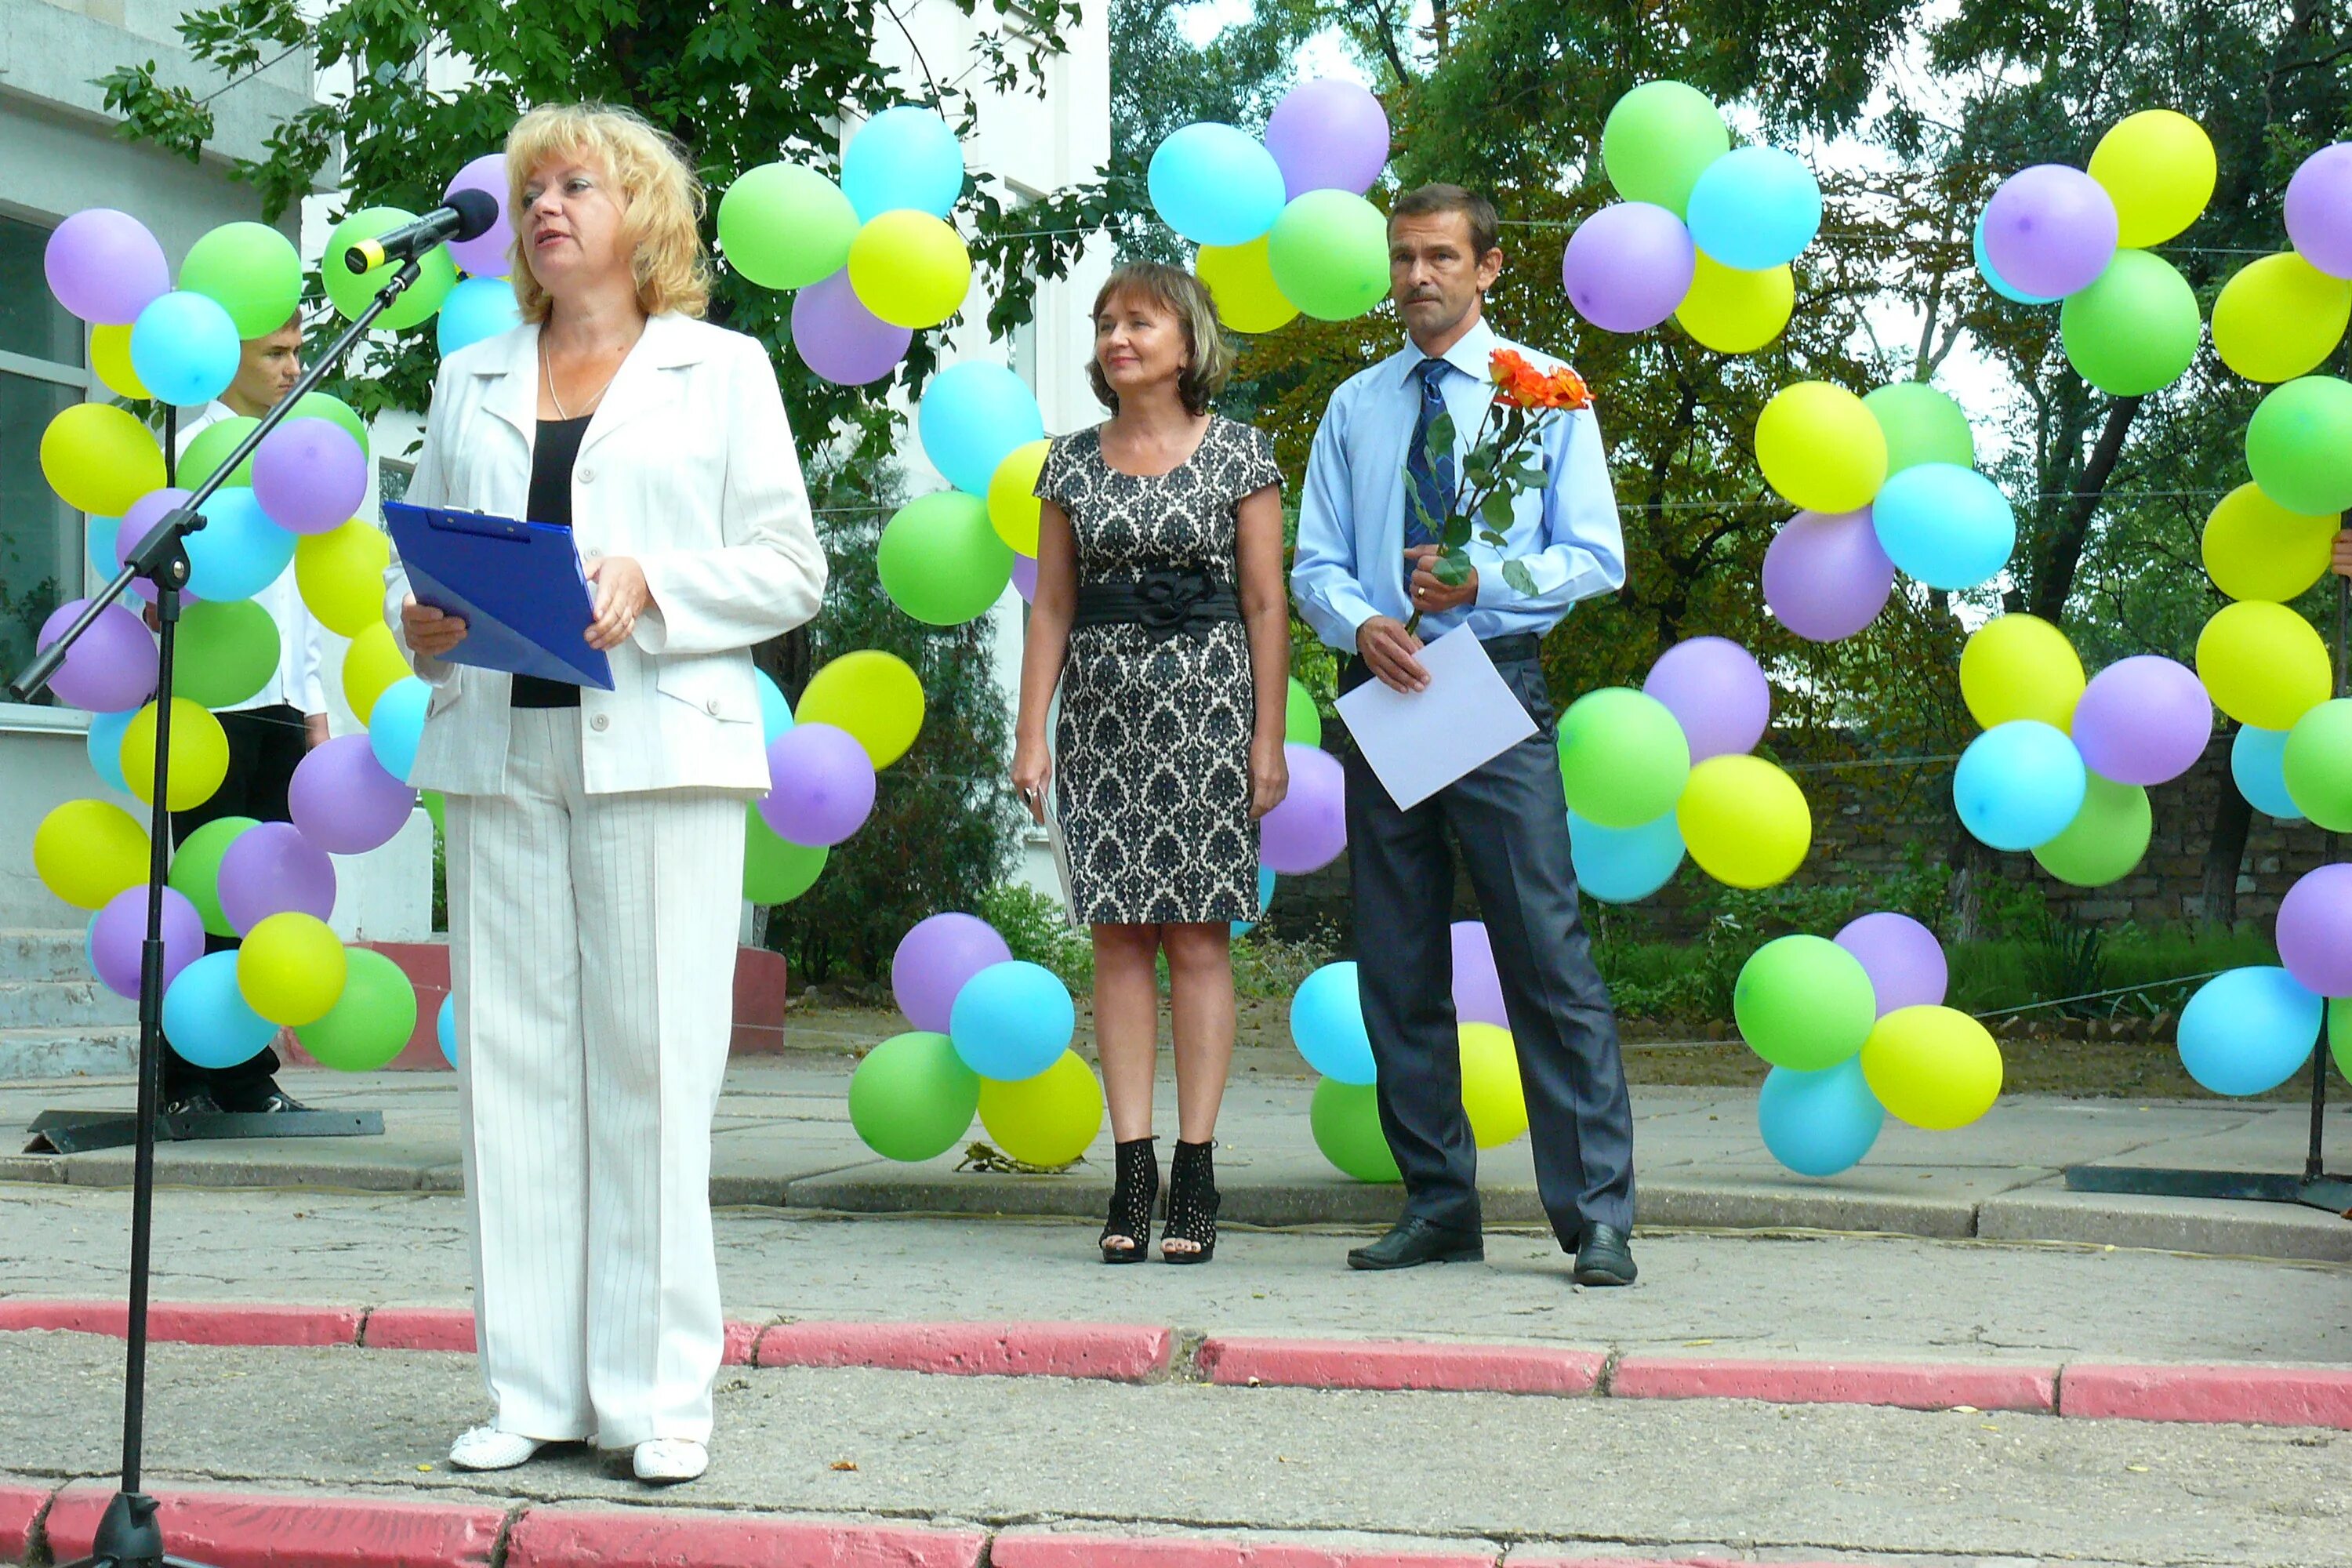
[1292,184,1637,1286]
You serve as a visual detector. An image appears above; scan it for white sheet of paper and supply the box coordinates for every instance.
[1334,626,1538,811]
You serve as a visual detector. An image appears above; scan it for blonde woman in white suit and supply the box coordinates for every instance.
[385,103,826,1485]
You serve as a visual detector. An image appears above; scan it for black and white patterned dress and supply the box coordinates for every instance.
[1034,416,1283,925]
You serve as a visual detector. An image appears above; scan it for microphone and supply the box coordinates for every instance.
[344,188,499,272]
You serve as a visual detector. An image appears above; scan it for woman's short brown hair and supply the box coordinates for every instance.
[1086,262,1235,417]
[505,102,712,324]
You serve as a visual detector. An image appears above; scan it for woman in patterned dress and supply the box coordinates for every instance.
[1014,262,1290,1265]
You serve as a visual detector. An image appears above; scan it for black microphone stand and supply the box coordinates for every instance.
[7,258,424,1568]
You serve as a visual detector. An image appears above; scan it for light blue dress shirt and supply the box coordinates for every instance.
[1291,317,1626,651]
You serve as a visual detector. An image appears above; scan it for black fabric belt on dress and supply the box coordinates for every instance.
[1071,568,1242,641]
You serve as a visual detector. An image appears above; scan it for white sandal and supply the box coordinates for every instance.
[633,1437,708,1483]
[448,1425,544,1472]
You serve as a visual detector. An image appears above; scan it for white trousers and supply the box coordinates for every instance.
[445,708,745,1448]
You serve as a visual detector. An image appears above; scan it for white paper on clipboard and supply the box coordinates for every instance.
[1334,626,1537,810]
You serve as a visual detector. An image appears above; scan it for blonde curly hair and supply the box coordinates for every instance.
[505,102,711,323]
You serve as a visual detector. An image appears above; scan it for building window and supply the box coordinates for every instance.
[0,211,89,691]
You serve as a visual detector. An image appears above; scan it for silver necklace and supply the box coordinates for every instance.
[543,339,623,420]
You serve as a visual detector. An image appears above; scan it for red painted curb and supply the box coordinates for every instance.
[1197,1337,1606,1396]
[1608,1356,2058,1414]
[758,1321,1174,1381]
[0,1300,361,1348]
[361,1306,479,1352]
[993,1537,1491,1568]
[722,1318,761,1367]
[41,1484,505,1568]
[0,1485,46,1564]
[2060,1363,2352,1428]
[506,1504,983,1567]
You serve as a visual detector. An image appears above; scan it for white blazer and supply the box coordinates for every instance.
[384,312,827,797]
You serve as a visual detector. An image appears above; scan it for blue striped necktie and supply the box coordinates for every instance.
[1402,357,1454,552]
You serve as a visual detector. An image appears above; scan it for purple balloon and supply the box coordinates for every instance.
[2288,143,2352,281]
[252,418,368,535]
[1762,508,1896,642]
[1835,911,1947,1015]
[89,884,205,1001]
[2070,655,2212,786]
[1980,165,2118,300]
[2278,864,2352,998]
[893,912,1014,1033]
[1261,742,1345,873]
[216,821,338,935]
[445,153,516,278]
[38,599,156,714]
[793,270,912,387]
[1560,202,1697,333]
[1011,552,1039,604]
[45,209,169,325]
[1263,77,1391,200]
[289,735,418,854]
[1451,920,1508,1028]
[1642,636,1769,762]
[759,722,877,847]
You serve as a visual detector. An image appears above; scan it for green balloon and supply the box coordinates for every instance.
[1733,935,1875,1071]
[2332,998,2351,1085]
[295,947,417,1072]
[1268,191,1390,321]
[324,207,458,332]
[168,815,258,938]
[878,492,1015,626]
[172,598,280,710]
[745,806,828,902]
[422,790,446,840]
[1556,687,1691,829]
[1310,1076,1400,1183]
[2248,376,2352,515]
[2284,699,2352,832]
[180,416,258,489]
[2031,773,2152,887]
[289,392,369,460]
[849,1030,981,1162]
[2060,249,2200,397]
[178,221,303,339]
[720,163,858,291]
[1863,382,1974,474]
[1284,677,1323,747]
[1601,81,1730,217]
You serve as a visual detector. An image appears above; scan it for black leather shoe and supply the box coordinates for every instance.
[162,1089,221,1118]
[217,1087,312,1115]
[1347,1217,1484,1271]
[1572,1223,1638,1287]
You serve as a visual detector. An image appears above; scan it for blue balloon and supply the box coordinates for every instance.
[1567,808,1686,902]
[755,669,795,746]
[368,677,430,782]
[1686,147,1822,271]
[1953,720,2086,851]
[1290,960,1374,1084]
[130,290,241,408]
[1871,463,2016,591]
[161,949,276,1069]
[1148,122,1287,246]
[917,361,1045,496]
[2178,967,2322,1096]
[437,991,458,1067]
[1973,208,2058,307]
[2231,725,2303,821]
[1757,1058,1885,1177]
[1232,865,1278,937]
[87,708,135,793]
[435,275,522,358]
[842,106,967,222]
[183,486,296,602]
[948,960,1074,1082]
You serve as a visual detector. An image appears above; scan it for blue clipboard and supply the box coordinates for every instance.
[384,501,615,691]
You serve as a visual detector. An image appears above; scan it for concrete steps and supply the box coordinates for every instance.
[0,930,141,1080]
[0,1025,140,1081]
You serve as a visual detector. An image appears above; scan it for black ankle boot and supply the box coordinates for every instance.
[1100,1137,1158,1263]
[1162,1139,1219,1264]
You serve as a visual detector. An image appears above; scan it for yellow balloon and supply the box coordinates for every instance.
[91,324,152,401]
[986,439,1050,556]
[847,211,972,329]
[1196,236,1298,334]
[2201,482,2339,603]
[1675,753,1811,889]
[1675,252,1794,354]
[2211,252,2351,386]
[1860,1004,2002,1130]
[977,1050,1104,1167]
[2194,601,2332,731]
[1459,1023,1528,1149]
[296,521,393,637]
[1958,614,2085,731]
[342,622,410,725]
[796,649,927,770]
[2087,109,2216,249]
[34,799,149,910]
[120,699,228,811]
[1755,382,1888,514]
[236,913,347,1027]
[41,403,166,519]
